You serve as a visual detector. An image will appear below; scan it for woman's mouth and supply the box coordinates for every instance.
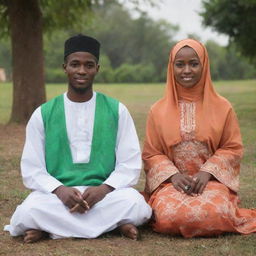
[182,77,193,81]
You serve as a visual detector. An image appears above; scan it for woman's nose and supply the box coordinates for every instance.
[183,64,191,73]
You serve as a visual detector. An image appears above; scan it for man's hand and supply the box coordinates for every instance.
[70,184,114,214]
[83,184,114,207]
[53,185,89,213]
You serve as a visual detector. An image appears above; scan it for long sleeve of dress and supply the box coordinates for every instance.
[143,110,179,193]
[200,108,243,192]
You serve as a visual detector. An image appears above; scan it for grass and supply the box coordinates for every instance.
[0,80,256,256]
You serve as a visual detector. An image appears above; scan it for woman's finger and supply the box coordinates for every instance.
[193,179,202,194]
[184,175,193,183]
[173,182,184,193]
[198,181,207,194]
[189,177,199,194]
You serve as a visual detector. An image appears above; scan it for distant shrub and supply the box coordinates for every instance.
[113,63,157,83]
[45,68,66,83]
[95,55,114,83]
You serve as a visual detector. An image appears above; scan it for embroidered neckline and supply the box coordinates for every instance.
[179,101,196,138]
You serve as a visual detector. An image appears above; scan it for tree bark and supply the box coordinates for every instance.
[7,0,46,123]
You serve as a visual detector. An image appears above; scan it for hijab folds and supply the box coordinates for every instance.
[143,39,243,193]
[146,39,241,152]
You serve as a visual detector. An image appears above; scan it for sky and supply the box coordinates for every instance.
[125,0,228,46]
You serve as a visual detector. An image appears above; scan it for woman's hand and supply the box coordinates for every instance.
[170,173,193,194]
[190,171,212,195]
[170,171,212,195]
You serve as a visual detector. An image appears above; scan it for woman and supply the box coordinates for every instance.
[143,38,256,237]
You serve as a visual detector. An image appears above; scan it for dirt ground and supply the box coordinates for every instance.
[1,124,256,256]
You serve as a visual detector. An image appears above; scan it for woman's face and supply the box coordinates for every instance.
[173,46,203,88]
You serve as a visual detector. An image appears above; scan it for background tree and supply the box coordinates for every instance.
[0,0,94,123]
[0,0,154,123]
[205,40,256,80]
[43,2,178,83]
[76,2,178,82]
[201,0,256,63]
[1,0,255,119]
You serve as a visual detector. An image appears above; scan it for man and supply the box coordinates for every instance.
[4,34,152,243]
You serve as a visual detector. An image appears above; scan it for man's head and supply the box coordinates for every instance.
[64,34,100,62]
[63,34,100,97]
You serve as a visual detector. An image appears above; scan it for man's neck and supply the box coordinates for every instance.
[67,89,93,102]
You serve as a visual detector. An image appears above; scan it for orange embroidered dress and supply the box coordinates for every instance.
[143,39,256,238]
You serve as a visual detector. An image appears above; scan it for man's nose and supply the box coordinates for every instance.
[78,65,86,74]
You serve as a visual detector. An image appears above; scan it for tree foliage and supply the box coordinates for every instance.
[93,7,177,81]
[205,40,256,80]
[44,2,178,83]
[0,0,157,123]
[0,0,94,38]
[42,2,256,83]
[201,0,256,62]
[0,0,98,123]
[0,0,255,93]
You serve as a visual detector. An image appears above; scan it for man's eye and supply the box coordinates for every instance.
[87,64,94,68]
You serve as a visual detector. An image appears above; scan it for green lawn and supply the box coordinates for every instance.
[0,80,256,256]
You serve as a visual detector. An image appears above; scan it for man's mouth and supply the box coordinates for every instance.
[75,77,87,83]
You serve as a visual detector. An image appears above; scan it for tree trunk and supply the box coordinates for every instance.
[8,0,46,123]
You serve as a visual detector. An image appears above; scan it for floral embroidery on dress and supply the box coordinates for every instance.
[150,181,254,237]
[172,140,211,175]
[155,184,228,223]
[147,101,240,193]
[179,101,196,140]
[173,101,240,191]
[200,154,240,192]
[146,160,178,193]
[146,100,252,237]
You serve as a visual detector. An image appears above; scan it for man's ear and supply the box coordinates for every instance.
[63,63,67,72]
[96,64,100,73]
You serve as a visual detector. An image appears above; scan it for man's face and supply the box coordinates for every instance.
[173,46,202,88]
[63,51,99,94]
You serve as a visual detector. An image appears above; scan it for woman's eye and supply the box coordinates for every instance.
[175,63,183,68]
[191,62,199,67]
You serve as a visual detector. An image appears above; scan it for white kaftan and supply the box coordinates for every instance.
[4,92,152,239]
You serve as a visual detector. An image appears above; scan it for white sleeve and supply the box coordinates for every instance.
[21,107,63,193]
[103,103,142,189]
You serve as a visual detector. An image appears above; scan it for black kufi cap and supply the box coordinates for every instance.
[64,34,100,60]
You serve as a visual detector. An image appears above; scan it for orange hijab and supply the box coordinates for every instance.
[148,39,235,153]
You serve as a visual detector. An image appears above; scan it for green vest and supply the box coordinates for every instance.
[41,93,119,186]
